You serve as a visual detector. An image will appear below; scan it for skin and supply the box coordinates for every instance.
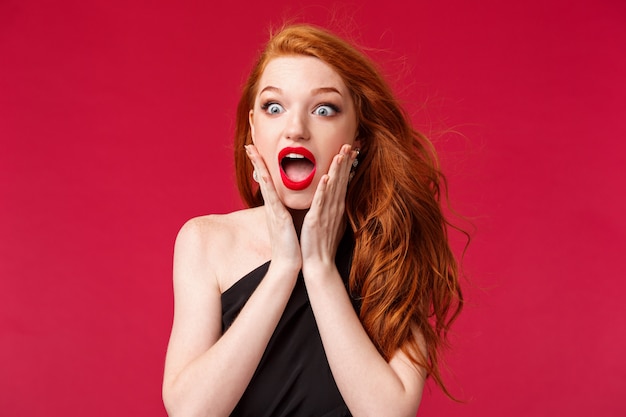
[162,56,426,417]
[249,55,359,213]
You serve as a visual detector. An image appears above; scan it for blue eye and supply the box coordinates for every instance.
[262,102,284,114]
[314,104,338,116]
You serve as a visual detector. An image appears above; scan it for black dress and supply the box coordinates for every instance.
[221,230,358,417]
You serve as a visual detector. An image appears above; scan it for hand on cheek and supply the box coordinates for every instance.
[245,144,302,274]
[301,144,357,278]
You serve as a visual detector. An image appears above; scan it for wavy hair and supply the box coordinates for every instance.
[233,24,464,398]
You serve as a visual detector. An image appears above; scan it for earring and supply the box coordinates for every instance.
[349,148,360,182]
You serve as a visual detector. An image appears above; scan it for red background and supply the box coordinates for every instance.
[2,0,625,416]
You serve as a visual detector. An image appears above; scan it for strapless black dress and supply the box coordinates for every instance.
[221,230,358,417]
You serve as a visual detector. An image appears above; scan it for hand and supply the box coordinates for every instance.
[300,144,357,279]
[245,144,302,275]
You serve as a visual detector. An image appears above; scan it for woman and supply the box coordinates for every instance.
[163,24,463,417]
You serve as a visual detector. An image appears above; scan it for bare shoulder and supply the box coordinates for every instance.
[164,209,268,393]
[174,207,269,293]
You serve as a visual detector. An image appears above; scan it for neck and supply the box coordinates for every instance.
[289,208,349,243]
[289,208,308,239]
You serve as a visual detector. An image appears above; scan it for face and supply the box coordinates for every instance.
[249,55,359,209]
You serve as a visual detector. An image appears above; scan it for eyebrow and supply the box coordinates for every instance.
[258,86,343,97]
[259,86,282,94]
[311,87,343,96]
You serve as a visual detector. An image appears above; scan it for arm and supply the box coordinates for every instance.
[163,145,302,417]
[301,145,426,417]
[162,217,299,417]
[304,268,426,417]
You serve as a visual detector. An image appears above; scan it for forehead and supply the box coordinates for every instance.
[257,55,348,94]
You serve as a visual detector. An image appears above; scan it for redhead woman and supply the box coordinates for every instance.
[162,24,463,417]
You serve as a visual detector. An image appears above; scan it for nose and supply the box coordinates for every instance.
[284,109,310,141]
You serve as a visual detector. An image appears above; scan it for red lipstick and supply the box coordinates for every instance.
[278,147,317,191]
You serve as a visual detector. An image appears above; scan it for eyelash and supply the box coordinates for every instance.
[260,101,283,114]
[260,101,341,115]
[315,103,341,115]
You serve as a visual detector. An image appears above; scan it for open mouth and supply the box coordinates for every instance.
[278,147,317,191]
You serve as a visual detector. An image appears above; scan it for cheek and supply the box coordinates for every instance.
[328,124,358,147]
[253,128,281,174]
[252,123,273,153]
[256,143,275,168]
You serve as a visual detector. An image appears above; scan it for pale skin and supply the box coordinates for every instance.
[162,56,427,417]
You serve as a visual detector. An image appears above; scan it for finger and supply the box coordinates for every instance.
[323,144,354,203]
[244,144,283,209]
[311,174,328,209]
[332,144,354,181]
[337,144,358,192]
[307,152,350,229]
[340,144,357,181]
[244,144,269,183]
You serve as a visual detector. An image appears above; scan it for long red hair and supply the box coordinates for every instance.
[234,24,463,397]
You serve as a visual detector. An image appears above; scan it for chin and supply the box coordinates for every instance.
[279,192,314,211]
[283,198,313,211]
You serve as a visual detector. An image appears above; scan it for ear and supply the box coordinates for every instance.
[353,136,362,151]
[249,110,256,144]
